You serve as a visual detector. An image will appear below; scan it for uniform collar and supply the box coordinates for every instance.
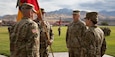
[22,17,30,19]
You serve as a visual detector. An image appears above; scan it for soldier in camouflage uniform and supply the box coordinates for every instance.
[34,8,54,57]
[8,3,40,57]
[66,10,86,57]
[58,26,61,36]
[82,12,106,57]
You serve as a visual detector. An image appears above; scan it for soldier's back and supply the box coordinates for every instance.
[10,18,39,57]
[83,26,104,57]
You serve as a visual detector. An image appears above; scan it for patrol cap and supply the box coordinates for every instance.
[40,8,45,13]
[19,3,36,13]
[84,12,98,24]
[73,10,80,15]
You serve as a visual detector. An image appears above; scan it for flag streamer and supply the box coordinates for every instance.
[16,0,42,21]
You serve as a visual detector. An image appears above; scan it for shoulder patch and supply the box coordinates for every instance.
[32,29,38,33]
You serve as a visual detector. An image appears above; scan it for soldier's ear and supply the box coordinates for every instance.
[88,18,90,20]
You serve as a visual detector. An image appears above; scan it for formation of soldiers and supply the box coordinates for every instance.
[8,3,111,57]
[100,27,111,36]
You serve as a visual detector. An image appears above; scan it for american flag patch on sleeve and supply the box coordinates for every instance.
[32,29,38,33]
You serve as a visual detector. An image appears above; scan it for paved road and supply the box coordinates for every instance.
[0,55,6,57]
[0,52,113,57]
[49,52,113,57]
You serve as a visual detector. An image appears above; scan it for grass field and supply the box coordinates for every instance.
[0,26,115,56]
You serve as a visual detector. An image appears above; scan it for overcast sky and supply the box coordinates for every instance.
[0,0,115,16]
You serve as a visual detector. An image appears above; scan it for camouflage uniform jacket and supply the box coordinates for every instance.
[66,20,86,48]
[82,26,106,57]
[9,18,40,57]
[35,20,54,48]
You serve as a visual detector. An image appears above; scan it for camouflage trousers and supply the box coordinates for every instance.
[68,48,82,57]
[39,47,49,57]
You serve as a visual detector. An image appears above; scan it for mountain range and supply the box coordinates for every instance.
[0,8,115,25]
[46,8,115,21]
[99,10,115,16]
[48,8,115,16]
